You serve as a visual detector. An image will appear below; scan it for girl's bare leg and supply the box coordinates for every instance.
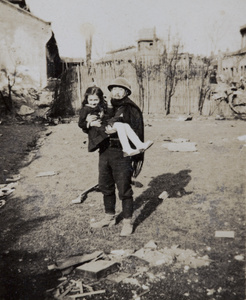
[113,122,140,157]
[123,123,154,151]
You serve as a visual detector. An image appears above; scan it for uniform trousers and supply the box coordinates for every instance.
[98,146,133,219]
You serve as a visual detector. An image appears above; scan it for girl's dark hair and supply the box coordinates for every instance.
[82,86,105,108]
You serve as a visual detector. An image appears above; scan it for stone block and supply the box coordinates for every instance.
[75,260,120,280]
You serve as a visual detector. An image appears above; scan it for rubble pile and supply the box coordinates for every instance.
[46,241,213,299]
[0,174,20,208]
[0,82,59,123]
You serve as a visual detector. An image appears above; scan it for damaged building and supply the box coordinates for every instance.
[0,0,62,90]
[218,24,246,82]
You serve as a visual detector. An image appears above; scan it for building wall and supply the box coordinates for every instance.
[0,0,52,88]
[221,53,246,80]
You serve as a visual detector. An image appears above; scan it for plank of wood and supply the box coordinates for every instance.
[48,251,103,270]
[68,289,106,299]
[57,285,73,299]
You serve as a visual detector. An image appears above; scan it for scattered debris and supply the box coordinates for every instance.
[68,289,106,299]
[0,182,17,197]
[48,251,103,271]
[71,184,99,204]
[144,240,158,249]
[215,231,235,238]
[162,142,197,152]
[172,138,190,143]
[237,135,246,141]
[36,171,59,177]
[45,243,214,299]
[0,200,6,208]
[46,277,105,299]
[206,288,216,296]
[215,115,225,120]
[106,272,131,283]
[158,191,169,200]
[108,249,134,261]
[234,254,244,261]
[130,242,212,269]
[176,115,193,121]
[122,277,141,286]
[184,265,190,272]
[130,248,173,266]
[6,174,21,182]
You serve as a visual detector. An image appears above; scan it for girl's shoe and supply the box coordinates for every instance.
[123,149,140,157]
[139,140,154,152]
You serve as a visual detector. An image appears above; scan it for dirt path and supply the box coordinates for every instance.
[0,117,245,299]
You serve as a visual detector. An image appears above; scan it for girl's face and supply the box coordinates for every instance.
[88,94,100,107]
[111,87,127,99]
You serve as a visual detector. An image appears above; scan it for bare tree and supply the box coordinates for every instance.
[0,67,18,115]
[198,58,211,115]
[130,57,145,112]
[207,18,229,54]
[160,43,182,115]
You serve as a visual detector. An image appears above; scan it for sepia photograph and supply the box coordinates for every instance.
[0,0,245,299]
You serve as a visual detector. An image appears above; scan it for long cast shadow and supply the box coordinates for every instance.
[132,169,192,231]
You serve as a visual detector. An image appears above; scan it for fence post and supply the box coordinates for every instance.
[76,65,82,110]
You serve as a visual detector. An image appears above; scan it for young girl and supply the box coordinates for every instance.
[78,85,153,156]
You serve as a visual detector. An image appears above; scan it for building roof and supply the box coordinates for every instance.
[96,46,136,64]
[60,57,84,63]
[106,45,136,55]
[223,46,246,57]
[8,0,26,5]
[0,0,51,25]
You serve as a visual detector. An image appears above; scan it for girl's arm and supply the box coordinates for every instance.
[78,108,88,132]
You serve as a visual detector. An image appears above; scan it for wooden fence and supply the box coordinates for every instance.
[66,62,233,117]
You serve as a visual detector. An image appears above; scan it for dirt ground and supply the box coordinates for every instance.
[0,115,245,300]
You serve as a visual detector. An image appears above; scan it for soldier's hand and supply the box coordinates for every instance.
[86,114,97,124]
[90,120,102,127]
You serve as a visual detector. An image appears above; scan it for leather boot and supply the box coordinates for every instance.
[120,218,133,236]
[90,214,115,229]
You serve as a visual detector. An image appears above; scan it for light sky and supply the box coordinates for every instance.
[26,0,246,59]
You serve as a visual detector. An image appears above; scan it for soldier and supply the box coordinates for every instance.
[90,77,150,236]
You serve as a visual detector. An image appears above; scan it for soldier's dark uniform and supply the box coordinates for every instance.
[98,95,144,219]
